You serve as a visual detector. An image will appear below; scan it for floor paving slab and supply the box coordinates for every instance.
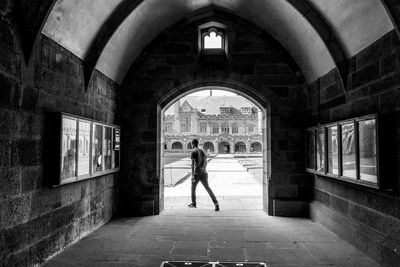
[43,209,380,267]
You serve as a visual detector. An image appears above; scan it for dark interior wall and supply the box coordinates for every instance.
[119,17,311,217]
[306,30,400,266]
[0,3,119,266]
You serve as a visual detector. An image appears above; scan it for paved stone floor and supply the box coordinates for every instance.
[44,209,379,267]
[43,156,380,266]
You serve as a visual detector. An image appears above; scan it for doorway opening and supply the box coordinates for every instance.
[218,142,230,154]
[159,86,269,212]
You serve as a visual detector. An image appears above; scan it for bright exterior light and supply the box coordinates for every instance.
[204,30,222,49]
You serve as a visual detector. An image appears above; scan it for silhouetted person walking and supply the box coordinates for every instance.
[188,139,219,211]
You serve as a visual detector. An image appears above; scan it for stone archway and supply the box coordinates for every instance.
[156,81,272,215]
[172,142,183,149]
[235,142,247,153]
[251,142,262,152]
[218,141,231,154]
[203,142,214,152]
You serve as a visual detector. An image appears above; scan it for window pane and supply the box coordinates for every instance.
[104,127,112,170]
[204,30,222,49]
[359,119,377,183]
[341,123,356,178]
[61,118,77,180]
[78,121,90,176]
[306,130,316,170]
[327,126,339,175]
[316,128,325,172]
[93,125,103,172]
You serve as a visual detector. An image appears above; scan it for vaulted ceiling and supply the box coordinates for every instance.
[35,0,395,85]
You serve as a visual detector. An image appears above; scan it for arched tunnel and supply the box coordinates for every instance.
[1,0,400,265]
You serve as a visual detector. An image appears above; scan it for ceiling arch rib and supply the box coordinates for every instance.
[15,0,57,64]
[83,0,145,88]
[41,0,395,86]
[96,0,335,84]
[307,0,394,56]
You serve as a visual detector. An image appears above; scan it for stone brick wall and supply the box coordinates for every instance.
[119,18,310,216]
[0,3,119,265]
[306,30,400,266]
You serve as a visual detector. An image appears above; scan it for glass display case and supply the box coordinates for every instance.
[54,113,120,185]
[306,115,379,188]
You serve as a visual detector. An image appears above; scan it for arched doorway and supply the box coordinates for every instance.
[218,141,230,154]
[172,142,182,150]
[159,82,270,214]
[235,142,246,153]
[251,142,262,152]
[203,142,214,152]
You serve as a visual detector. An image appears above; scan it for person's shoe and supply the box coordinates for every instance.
[215,204,220,211]
[188,203,196,208]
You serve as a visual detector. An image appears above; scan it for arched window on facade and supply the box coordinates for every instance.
[232,122,238,134]
[212,123,219,134]
[203,142,214,153]
[221,122,229,133]
[172,142,183,150]
[251,142,262,152]
[187,143,192,149]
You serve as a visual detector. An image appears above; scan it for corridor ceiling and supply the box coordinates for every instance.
[40,0,394,84]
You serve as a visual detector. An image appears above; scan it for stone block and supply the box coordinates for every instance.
[17,139,43,166]
[21,85,39,111]
[380,53,398,77]
[352,62,380,89]
[26,212,52,245]
[158,42,193,54]
[28,229,66,265]
[30,189,61,218]
[0,73,17,107]
[2,194,31,228]
[269,86,289,97]
[273,199,308,217]
[0,167,21,200]
[0,140,9,167]
[325,83,343,100]
[329,195,348,215]
[232,64,254,75]
[314,189,330,205]
[2,249,29,267]
[356,32,392,69]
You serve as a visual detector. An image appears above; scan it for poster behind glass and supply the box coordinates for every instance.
[341,122,356,179]
[61,118,77,181]
[316,128,325,172]
[78,121,91,176]
[306,130,316,170]
[358,119,377,183]
[104,127,112,170]
[93,124,103,172]
[112,128,120,169]
[327,126,339,175]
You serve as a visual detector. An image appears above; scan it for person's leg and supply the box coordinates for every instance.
[199,174,218,205]
[190,178,200,207]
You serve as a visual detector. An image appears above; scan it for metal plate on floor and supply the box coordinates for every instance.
[160,261,267,267]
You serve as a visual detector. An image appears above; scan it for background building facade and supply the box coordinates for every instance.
[163,96,262,154]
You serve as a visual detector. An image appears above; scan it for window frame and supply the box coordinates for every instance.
[305,114,380,189]
[52,112,120,187]
[198,22,228,56]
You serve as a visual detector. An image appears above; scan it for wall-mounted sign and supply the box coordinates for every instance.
[114,128,120,150]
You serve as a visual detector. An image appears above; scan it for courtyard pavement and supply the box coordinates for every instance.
[164,154,263,210]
